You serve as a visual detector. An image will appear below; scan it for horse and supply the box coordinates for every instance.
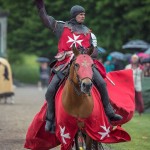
[58,45,102,150]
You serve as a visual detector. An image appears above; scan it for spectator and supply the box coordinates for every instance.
[113,58,125,71]
[125,54,144,115]
[143,62,150,77]
[38,62,50,90]
[104,55,115,72]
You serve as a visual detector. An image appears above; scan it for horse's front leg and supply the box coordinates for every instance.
[93,140,99,150]
[86,134,92,150]
[74,132,80,150]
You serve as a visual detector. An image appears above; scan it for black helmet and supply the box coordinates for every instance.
[70,5,85,18]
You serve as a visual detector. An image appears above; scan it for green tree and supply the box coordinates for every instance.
[0,0,149,63]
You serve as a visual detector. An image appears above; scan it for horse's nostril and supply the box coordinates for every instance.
[81,81,93,94]
[83,82,86,87]
[82,82,92,88]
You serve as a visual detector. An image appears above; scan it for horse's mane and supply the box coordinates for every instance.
[72,44,94,59]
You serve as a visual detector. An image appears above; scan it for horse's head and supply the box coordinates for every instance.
[69,45,94,95]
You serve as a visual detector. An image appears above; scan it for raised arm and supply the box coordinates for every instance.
[34,0,56,30]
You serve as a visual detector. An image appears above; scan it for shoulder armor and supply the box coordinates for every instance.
[91,33,97,47]
[56,20,65,24]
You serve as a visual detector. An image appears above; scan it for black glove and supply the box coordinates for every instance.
[34,0,44,9]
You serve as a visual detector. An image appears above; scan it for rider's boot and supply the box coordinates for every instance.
[93,67,122,122]
[45,74,60,133]
[45,102,55,133]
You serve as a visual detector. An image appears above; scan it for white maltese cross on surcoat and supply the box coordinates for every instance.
[67,34,83,48]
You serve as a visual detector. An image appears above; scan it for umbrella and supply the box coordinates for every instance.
[110,51,125,60]
[141,57,150,63]
[97,47,106,53]
[36,57,50,63]
[122,40,150,51]
[124,53,132,61]
[137,52,149,59]
[145,48,150,54]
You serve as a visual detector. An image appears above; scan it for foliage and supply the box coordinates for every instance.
[0,0,150,63]
[108,112,150,150]
[11,54,39,84]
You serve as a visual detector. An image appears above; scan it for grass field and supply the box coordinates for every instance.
[142,77,150,111]
[12,54,39,84]
[107,112,150,150]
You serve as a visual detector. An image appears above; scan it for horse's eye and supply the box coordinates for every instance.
[74,63,79,69]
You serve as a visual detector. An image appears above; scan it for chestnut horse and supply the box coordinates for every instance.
[61,46,100,149]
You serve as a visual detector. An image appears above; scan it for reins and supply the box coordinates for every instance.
[68,76,82,96]
[68,58,83,96]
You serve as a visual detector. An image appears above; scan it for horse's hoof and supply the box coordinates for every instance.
[110,114,123,121]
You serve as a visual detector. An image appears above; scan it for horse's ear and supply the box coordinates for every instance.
[72,44,79,56]
[87,44,94,56]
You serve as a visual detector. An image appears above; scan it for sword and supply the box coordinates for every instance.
[106,76,115,86]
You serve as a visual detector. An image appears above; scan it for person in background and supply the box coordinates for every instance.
[125,54,144,115]
[143,62,150,77]
[104,55,115,73]
[38,62,50,90]
[113,58,125,71]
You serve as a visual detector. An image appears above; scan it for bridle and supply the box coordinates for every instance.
[68,77,82,96]
[68,60,82,96]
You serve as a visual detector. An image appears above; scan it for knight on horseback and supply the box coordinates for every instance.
[35,0,122,133]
